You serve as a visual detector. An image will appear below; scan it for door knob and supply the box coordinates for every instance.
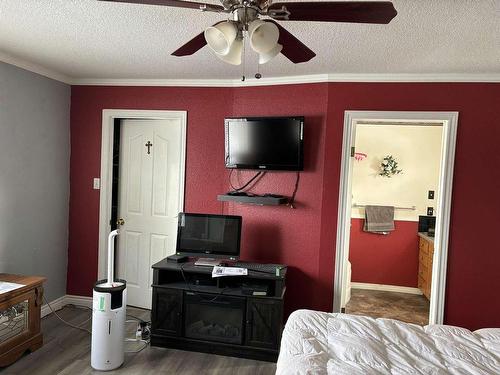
[116,218,125,226]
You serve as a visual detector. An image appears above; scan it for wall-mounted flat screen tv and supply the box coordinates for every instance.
[224,116,304,171]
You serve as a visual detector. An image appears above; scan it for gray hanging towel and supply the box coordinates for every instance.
[363,205,395,234]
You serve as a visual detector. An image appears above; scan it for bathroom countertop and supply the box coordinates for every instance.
[418,232,435,243]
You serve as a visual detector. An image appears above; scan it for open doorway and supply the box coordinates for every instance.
[333,111,458,325]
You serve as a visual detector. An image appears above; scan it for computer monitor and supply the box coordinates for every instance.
[176,213,242,260]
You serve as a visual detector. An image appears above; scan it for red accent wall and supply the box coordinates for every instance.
[227,84,329,314]
[320,83,500,330]
[67,86,233,296]
[349,218,419,287]
[68,82,500,330]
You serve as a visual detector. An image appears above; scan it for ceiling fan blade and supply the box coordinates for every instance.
[171,31,206,56]
[268,1,397,24]
[99,0,225,12]
[266,21,316,63]
[171,22,223,56]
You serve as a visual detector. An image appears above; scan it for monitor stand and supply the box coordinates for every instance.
[194,258,221,267]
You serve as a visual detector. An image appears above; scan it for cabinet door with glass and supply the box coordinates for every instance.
[151,288,183,336]
[0,283,44,367]
[245,298,283,349]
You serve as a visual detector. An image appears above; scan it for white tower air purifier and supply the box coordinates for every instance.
[91,230,127,371]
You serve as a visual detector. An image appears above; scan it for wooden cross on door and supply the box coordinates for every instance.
[145,141,153,155]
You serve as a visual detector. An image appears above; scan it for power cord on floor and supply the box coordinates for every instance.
[44,297,151,353]
[124,339,149,353]
[43,295,91,334]
[66,303,91,311]
[126,313,151,324]
[125,320,150,353]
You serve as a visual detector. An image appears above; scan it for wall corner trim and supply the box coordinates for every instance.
[0,52,72,84]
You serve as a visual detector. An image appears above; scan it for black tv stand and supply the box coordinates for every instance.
[150,258,287,362]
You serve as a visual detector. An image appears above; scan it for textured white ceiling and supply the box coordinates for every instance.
[0,0,499,80]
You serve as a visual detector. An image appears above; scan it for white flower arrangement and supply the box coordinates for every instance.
[379,155,402,178]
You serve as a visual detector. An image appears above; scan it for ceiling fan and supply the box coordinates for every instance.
[99,0,397,66]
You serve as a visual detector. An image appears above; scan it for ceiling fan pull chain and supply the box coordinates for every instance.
[255,60,262,79]
[241,37,246,81]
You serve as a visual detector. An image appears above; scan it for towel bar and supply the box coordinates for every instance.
[352,203,416,211]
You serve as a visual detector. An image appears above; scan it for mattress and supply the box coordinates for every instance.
[276,310,500,375]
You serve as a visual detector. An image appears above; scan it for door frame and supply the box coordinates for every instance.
[97,109,187,280]
[332,111,458,325]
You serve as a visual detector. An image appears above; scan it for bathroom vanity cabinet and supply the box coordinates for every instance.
[417,234,434,300]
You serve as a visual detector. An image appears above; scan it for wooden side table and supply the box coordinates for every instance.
[0,274,46,367]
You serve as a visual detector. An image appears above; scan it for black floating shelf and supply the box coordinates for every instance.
[217,194,288,206]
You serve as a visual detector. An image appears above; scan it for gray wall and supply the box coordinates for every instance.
[0,62,70,301]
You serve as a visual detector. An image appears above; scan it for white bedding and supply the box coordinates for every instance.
[276,310,500,375]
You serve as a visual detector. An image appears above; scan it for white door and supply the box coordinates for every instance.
[117,119,184,309]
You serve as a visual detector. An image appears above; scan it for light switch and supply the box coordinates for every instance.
[93,178,100,190]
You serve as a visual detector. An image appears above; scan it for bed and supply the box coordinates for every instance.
[276,310,500,374]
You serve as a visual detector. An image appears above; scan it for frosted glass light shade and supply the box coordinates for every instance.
[259,43,283,64]
[249,20,279,54]
[205,21,238,55]
[215,38,243,65]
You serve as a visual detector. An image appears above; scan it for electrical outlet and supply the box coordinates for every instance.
[428,190,435,199]
[93,178,100,190]
[427,207,434,216]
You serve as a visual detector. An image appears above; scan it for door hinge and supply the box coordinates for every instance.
[350,147,355,157]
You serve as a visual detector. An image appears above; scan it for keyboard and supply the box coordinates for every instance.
[233,262,286,274]
[194,258,221,267]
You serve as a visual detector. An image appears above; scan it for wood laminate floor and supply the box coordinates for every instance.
[345,289,430,325]
[2,305,276,375]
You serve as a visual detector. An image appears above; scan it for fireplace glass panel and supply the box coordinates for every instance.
[184,293,244,345]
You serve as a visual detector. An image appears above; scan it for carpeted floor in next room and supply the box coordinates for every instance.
[2,305,276,375]
[345,289,430,325]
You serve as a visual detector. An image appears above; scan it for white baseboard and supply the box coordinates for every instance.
[41,295,66,318]
[65,294,93,308]
[41,294,93,318]
[351,282,423,295]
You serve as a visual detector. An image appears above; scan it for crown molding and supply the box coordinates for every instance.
[72,74,329,87]
[0,52,72,84]
[71,73,500,87]
[327,73,500,83]
[1,54,499,86]
[72,77,244,87]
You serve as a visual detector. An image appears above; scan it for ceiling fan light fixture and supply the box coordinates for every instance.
[248,20,280,54]
[215,38,243,65]
[204,21,238,55]
[259,43,283,64]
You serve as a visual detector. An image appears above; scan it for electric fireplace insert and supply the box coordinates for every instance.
[184,292,245,345]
